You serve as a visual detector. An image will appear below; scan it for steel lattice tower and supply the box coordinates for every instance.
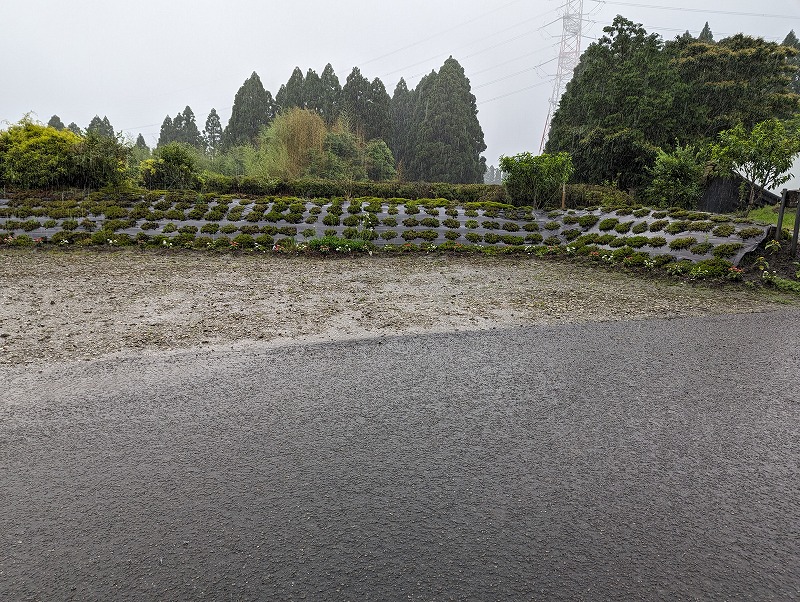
[540,0,584,152]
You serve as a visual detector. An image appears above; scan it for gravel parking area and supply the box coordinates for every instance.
[1,248,795,366]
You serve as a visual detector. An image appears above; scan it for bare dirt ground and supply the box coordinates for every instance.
[1,248,796,366]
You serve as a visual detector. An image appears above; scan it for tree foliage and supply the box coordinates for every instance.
[407,57,486,183]
[0,118,129,189]
[86,115,115,138]
[711,119,800,208]
[546,15,800,193]
[223,72,276,148]
[140,142,200,189]
[644,145,704,208]
[499,152,574,208]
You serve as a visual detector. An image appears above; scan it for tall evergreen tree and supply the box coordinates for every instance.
[390,78,415,177]
[408,57,486,183]
[158,116,175,147]
[303,68,324,114]
[783,30,800,94]
[66,122,82,136]
[47,115,65,130]
[698,22,714,43]
[180,106,203,148]
[366,78,392,142]
[86,115,115,138]
[135,134,149,150]
[172,112,185,143]
[319,63,342,124]
[223,72,275,148]
[203,108,223,156]
[340,67,372,140]
[276,67,306,111]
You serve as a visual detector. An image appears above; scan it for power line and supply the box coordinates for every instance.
[381,5,566,81]
[478,79,553,104]
[360,0,530,67]
[589,0,800,19]
[473,57,558,89]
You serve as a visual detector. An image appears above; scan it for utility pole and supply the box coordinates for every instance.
[540,0,584,153]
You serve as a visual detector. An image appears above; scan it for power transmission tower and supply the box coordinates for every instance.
[539,0,584,152]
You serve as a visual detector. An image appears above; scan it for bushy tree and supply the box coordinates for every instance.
[252,108,327,180]
[499,152,574,208]
[140,142,200,189]
[72,131,130,188]
[711,119,800,208]
[364,139,396,181]
[0,119,81,188]
[0,117,129,189]
[644,145,704,208]
[546,16,800,192]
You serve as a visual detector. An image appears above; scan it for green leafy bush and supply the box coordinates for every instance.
[669,236,697,250]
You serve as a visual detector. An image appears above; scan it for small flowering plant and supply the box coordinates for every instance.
[727,266,745,281]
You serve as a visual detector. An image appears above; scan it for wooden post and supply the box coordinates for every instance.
[776,189,787,241]
[561,183,566,210]
[791,196,800,257]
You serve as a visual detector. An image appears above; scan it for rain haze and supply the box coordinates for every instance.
[2,0,799,186]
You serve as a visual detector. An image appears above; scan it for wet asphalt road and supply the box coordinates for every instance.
[2,311,799,601]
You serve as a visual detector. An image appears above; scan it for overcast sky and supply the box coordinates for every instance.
[2,0,799,186]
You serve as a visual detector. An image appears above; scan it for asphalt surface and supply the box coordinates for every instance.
[2,311,799,601]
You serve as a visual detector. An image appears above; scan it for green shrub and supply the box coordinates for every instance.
[381,230,398,240]
[625,236,649,248]
[665,221,689,234]
[420,217,440,228]
[737,227,764,239]
[669,236,697,250]
[445,230,460,240]
[482,220,500,229]
[544,221,561,231]
[632,221,648,234]
[712,243,744,258]
[523,222,540,232]
[647,236,667,248]
[403,217,419,227]
[323,214,340,226]
[501,235,525,245]
[525,233,544,244]
[649,219,669,232]
[712,224,736,237]
[200,223,219,234]
[614,221,633,234]
[502,222,520,232]
[382,216,398,227]
[220,224,238,234]
[465,232,482,243]
[690,242,713,255]
[598,218,618,231]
